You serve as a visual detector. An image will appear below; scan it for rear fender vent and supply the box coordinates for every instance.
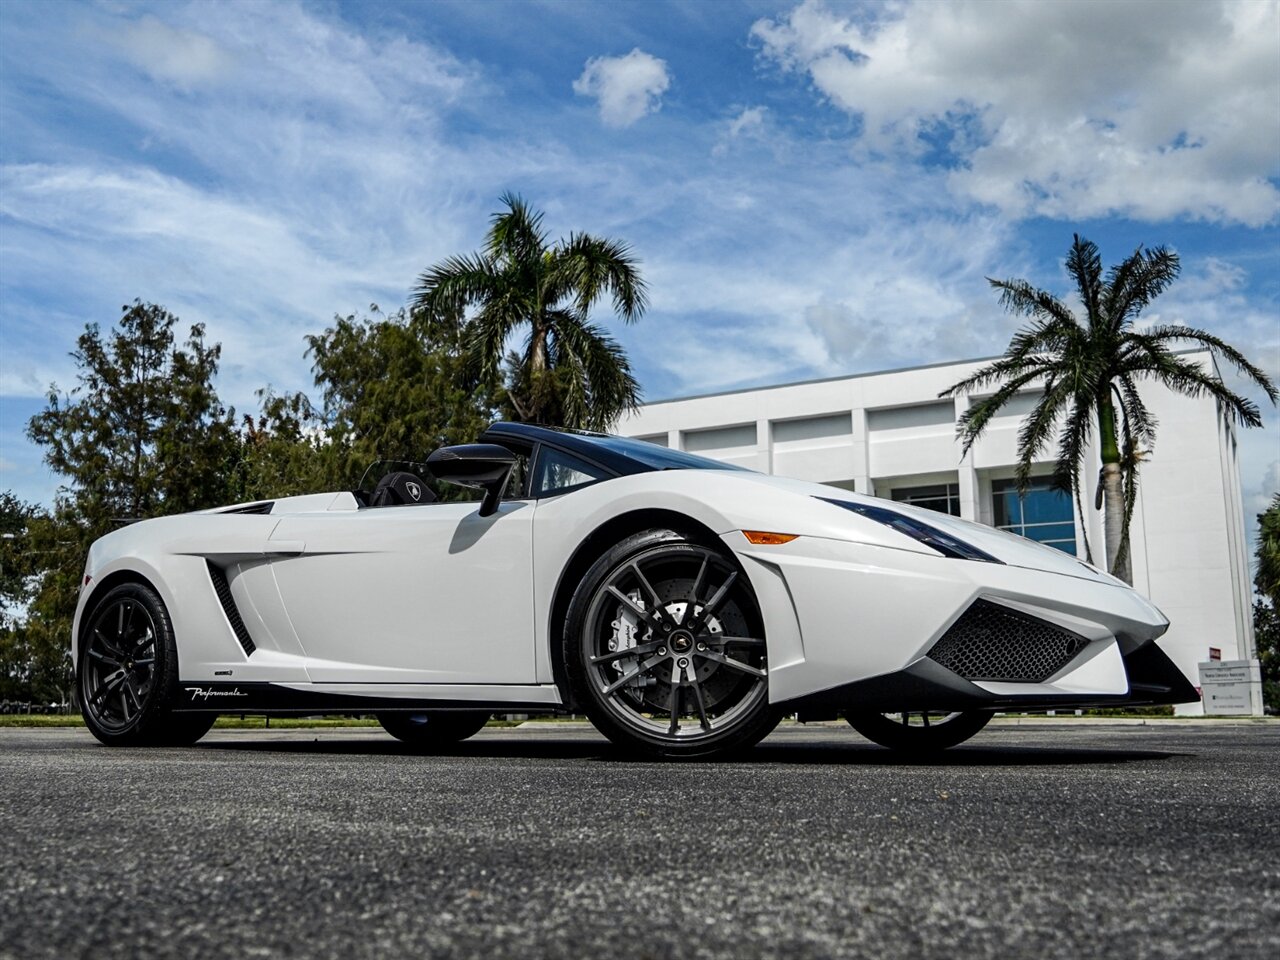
[206,560,256,657]
[927,599,1089,683]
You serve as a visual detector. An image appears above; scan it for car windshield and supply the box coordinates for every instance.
[584,435,752,472]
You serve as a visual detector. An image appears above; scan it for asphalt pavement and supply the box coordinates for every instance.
[1,721,1277,960]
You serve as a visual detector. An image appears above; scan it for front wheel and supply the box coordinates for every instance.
[846,710,992,753]
[78,582,190,747]
[565,529,781,759]
[377,711,490,748]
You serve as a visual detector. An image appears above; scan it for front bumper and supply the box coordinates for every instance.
[725,533,1191,710]
[782,639,1198,714]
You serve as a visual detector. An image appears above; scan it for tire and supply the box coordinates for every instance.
[152,713,218,746]
[377,711,490,748]
[846,710,992,753]
[78,581,200,747]
[564,528,781,759]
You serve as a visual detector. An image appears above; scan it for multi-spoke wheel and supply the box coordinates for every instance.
[566,529,781,758]
[78,582,212,746]
[846,709,991,753]
[377,711,490,748]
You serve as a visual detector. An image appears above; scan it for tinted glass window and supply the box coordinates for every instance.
[991,478,1077,555]
[532,448,610,497]
[890,483,961,516]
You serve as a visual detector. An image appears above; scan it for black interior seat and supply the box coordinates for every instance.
[368,471,436,507]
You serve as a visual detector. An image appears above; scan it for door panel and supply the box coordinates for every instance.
[268,500,535,683]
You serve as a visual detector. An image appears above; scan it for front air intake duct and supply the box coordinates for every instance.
[927,599,1089,683]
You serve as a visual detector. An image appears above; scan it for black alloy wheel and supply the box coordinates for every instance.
[377,711,491,747]
[79,582,213,746]
[566,529,781,758]
[846,709,992,752]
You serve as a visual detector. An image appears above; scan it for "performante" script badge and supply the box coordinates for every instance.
[185,687,248,701]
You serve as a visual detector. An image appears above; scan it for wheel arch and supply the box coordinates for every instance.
[546,508,726,709]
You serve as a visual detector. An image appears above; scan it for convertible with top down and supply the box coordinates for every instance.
[73,422,1197,757]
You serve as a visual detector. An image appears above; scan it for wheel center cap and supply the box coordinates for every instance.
[670,631,694,653]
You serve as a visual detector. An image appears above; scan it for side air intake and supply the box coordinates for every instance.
[206,560,256,656]
[218,501,274,515]
[927,599,1089,683]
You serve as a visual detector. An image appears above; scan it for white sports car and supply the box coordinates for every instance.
[72,422,1196,757]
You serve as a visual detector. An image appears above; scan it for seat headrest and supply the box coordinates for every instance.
[369,471,436,507]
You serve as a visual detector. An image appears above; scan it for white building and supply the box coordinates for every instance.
[620,350,1255,715]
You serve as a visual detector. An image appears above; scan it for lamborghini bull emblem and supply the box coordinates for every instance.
[405,481,422,502]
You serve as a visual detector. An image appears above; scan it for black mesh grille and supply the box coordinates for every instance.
[927,599,1089,683]
[206,560,256,656]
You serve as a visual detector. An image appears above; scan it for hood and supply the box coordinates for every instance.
[730,472,1122,586]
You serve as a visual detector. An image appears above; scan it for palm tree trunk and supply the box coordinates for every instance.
[1100,461,1131,583]
[1097,395,1133,584]
[526,315,548,423]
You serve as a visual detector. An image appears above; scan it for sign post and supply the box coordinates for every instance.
[1197,660,1264,716]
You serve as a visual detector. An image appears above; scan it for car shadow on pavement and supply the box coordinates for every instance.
[741,742,1182,766]
[195,735,1182,766]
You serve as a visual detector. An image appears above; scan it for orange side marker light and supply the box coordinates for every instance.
[742,531,799,545]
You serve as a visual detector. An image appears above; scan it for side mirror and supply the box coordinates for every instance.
[426,443,517,518]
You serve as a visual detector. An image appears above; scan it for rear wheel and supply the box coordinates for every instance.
[846,710,991,753]
[565,529,781,759]
[377,711,490,748]
[79,582,203,746]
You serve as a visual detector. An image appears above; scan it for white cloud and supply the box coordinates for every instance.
[0,1,565,442]
[106,14,232,88]
[712,106,769,157]
[752,0,1280,225]
[1247,460,1280,520]
[573,49,671,128]
[727,106,767,140]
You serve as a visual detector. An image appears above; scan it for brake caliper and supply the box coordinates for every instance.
[609,591,655,688]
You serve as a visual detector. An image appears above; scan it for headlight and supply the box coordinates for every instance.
[817,497,1002,564]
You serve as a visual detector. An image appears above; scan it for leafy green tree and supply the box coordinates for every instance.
[411,193,646,430]
[0,494,84,706]
[22,301,240,703]
[1255,494,1280,712]
[235,390,329,502]
[0,492,40,633]
[235,305,499,498]
[1256,493,1280,608]
[28,300,239,520]
[942,235,1276,583]
[0,493,46,703]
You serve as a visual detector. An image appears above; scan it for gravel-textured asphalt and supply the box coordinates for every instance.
[1,722,1277,960]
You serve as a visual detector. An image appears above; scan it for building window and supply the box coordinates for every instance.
[772,412,852,443]
[890,483,961,516]
[631,433,669,447]
[990,478,1077,555]
[683,423,757,452]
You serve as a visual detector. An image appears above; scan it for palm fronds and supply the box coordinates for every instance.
[941,235,1274,583]
[411,195,647,430]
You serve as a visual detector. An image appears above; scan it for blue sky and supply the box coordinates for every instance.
[1,0,1277,532]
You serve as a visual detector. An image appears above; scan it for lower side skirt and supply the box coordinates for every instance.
[172,681,559,715]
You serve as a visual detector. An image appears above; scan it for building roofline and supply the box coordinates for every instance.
[637,347,1215,409]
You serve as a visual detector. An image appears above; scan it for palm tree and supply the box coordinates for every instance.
[411,193,647,431]
[941,235,1276,584]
